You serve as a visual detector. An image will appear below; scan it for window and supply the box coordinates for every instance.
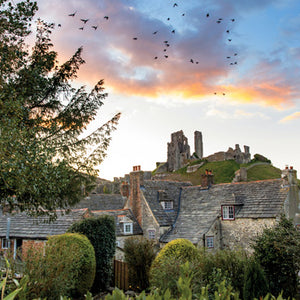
[148,229,156,239]
[162,201,173,210]
[206,236,214,248]
[1,238,9,249]
[124,222,133,234]
[222,205,235,220]
[116,241,120,247]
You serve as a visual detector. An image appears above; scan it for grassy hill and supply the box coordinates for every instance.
[153,159,282,186]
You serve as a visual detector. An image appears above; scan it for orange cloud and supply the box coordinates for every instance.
[279,112,300,123]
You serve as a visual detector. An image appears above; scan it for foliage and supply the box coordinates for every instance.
[124,237,157,291]
[23,233,96,299]
[149,239,199,296]
[191,248,248,299]
[0,0,120,219]
[243,258,269,300]
[68,215,116,293]
[252,215,300,298]
[253,154,271,163]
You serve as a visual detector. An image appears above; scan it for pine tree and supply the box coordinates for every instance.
[0,0,120,219]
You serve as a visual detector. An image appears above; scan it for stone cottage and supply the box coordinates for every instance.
[124,165,300,251]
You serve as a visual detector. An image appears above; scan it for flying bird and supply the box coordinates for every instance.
[231,18,235,22]
[153,31,158,34]
[133,37,138,40]
[79,27,84,30]
[68,11,76,17]
[226,30,230,33]
[171,29,175,33]
[190,59,194,63]
[167,17,170,21]
[182,13,185,16]
[164,55,168,58]
[226,56,231,59]
[217,20,221,23]
[206,13,209,17]
[228,39,232,42]
[80,19,89,24]
[164,41,168,43]
[173,3,178,7]
[58,24,61,27]
[154,56,158,59]
[234,53,238,56]
[92,25,98,30]
[104,16,109,20]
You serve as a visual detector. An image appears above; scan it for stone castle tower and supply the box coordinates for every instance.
[167,130,203,172]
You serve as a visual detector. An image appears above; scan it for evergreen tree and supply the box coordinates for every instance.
[0,0,120,219]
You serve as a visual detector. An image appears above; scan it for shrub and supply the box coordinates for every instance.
[68,215,116,292]
[253,153,271,163]
[149,239,198,296]
[191,248,248,298]
[23,233,96,299]
[124,236,157,291]
[252,215,300,298]
[243,258,268,300]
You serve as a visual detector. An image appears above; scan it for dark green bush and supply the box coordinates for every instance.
[253,153,271,163]
[124,236,157,291]
[190,248,248,298]
[243,258,268,300]
[149,239,199,296]
[23,233,96,299]
[252,215,300,298]
[68,215,116,292]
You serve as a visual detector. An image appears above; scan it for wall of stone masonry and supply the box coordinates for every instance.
[221,218,275,252]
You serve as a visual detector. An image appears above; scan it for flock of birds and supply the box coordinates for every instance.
[59,1,239,96]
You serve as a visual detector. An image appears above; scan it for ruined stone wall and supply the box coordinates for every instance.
[167,130,191,172]
[221,218,275,252]
[194,131,203,159]
[205,144,251,164]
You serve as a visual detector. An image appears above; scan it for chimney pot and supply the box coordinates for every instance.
[290,166,293,170]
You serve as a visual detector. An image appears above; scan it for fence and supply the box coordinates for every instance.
[113,259,129,290]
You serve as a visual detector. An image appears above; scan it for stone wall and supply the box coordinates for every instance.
[221,218,275,252]
[205,144,251,164]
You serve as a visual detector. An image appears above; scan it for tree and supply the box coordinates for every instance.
[251,215,300,298]
[0,0,120,219]
[68,215,116,293]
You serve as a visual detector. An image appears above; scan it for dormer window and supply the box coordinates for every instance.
[161,201,173,210]
[124,222,133,234]
[222,205,235,220]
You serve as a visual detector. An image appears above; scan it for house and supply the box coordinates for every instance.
[0,208,91,258]
[125,165,300,251]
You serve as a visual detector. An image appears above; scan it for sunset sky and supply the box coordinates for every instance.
[34,0,300,180]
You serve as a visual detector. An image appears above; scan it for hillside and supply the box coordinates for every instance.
[153,158,282,186]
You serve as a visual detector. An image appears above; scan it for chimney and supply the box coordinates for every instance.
[201,169,214,188]
[120,181,129,198]
[128,166,144,226]
[281,166,298,186]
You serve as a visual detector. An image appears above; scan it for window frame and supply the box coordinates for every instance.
[1,238,9,249]
[148,229,156,239]
[161,201,174,210]
[206,236,214,248]
[222,205,235,220]
[123,222,133,234]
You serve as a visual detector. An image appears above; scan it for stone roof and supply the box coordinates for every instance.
[92,208,143,236]
[142,180,192,226]
[72,194,125,210]
[0,209,89,239]
[161,179,289,244]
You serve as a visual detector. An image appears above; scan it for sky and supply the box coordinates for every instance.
[33,0,300,180]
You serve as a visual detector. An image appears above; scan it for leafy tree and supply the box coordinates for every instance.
[68,215,116,293]
[124,236,157,291]
[252,215,300,298]
[0,0,120,219]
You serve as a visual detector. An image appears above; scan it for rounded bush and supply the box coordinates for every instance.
[45,233,96,299]
[149,239,198,295]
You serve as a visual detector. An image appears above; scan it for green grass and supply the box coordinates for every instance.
[154,159,282,185]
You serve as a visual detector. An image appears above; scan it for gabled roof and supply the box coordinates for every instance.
[72,194,125,210]
[0,209,89,239]
[92,208,143,236]
[142,180,192,226]
[161,179,289,244]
